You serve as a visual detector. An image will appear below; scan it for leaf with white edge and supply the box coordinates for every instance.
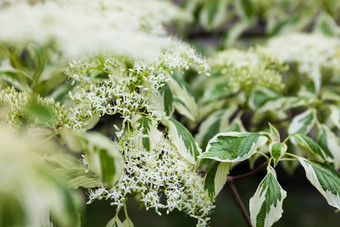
[291,134,333,163]
[84,132,124,187]
[249,166,287,227]
[199,0,228,30]
[268,123,280,142]
[168,118,201,164]
[200,132,268,162]
[269,142,287,167]
[61,130,124,187]
[204,161,230,199]
[169,77,198,122]
[298,158,340,209]
[106,215,123,227]
[315,13,339,37]
[329,105,340,130]
[288,109,316,135]
[318,125,340,169]
[133,115,163,152]
[159,82,174,116]
[136,116,152,151]
[195,104,238,149]
[249,87,280,111]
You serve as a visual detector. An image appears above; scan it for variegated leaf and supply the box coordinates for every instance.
[195,104,238,149]
[269,142,287,167]
[249,166,287,227]
[168,118,201,164]
[318,124,340,169]
[168,77,198,122]
[298,158,340,209]
[83,132,124,187]
[291,134,333,163]
[159,82,174,116]
[329,105,340,130]
[199,0,228,30]
[61,129,124,187]
[200,132,268,162]
[288,109,316,135]
[204,161,230,199]
[268,123,280,142]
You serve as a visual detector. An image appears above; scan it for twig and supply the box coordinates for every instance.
[226,180,252,227]
[228,162,268,181]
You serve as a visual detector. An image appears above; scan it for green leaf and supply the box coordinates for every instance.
[195,104,238,149]
[269,142,287,167]
[268,123,280,142]
[249,88,280,111]
[249,166,287,227]
[61,129,123,187]
[223,20,250,47]
[159,82,174,116]
[329,105,340,130]
[123,218,134,227]
[168,118,201,164]
[169,77,198,122]
[288,109,316,134]
[200,132,268,162]
[315,13,339,37]
[204,161,230,199]
[136,116,152,151]
[106,215,123,227]
[24,101,55,125]
[237,0,254,21]
[298,158,340,209]
[199,0,228,30]
[317,125,340,169]
[291,134,333,163]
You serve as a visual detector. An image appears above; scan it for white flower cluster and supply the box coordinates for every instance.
[0,87,66,128]
[66,36,213,226]
[0,0,191,62]
[88,129,214,226]
[262,33,340,74]
[210,49,286,91]
[65,46,208,131]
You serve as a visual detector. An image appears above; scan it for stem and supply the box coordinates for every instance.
[30,132,58,148]
[229,162,268,181]
[226,179,252,227]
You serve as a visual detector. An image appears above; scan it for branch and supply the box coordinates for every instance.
[226,180,252,227]
[228,162,268,181]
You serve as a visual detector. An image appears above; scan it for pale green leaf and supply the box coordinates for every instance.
[123,218,134,227]
[106,215,123,227]
[159,82,174,116]
[168,118,201,164]
[317,125,340,169]
[249,166,287,227]
[199,0,228,30]
[204,161,230,199]
[291,134,333,163]
[329,105,340,130]
[288,109,316,134]
[268,123,280,142]
[195,104,238,149]
[169,77,198,122]
[269,142,287,167]
[200,132,268,162]
[299,158,340,209]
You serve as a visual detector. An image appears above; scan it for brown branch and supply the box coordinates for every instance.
[228,162,268,181]
[226,180,252,227]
